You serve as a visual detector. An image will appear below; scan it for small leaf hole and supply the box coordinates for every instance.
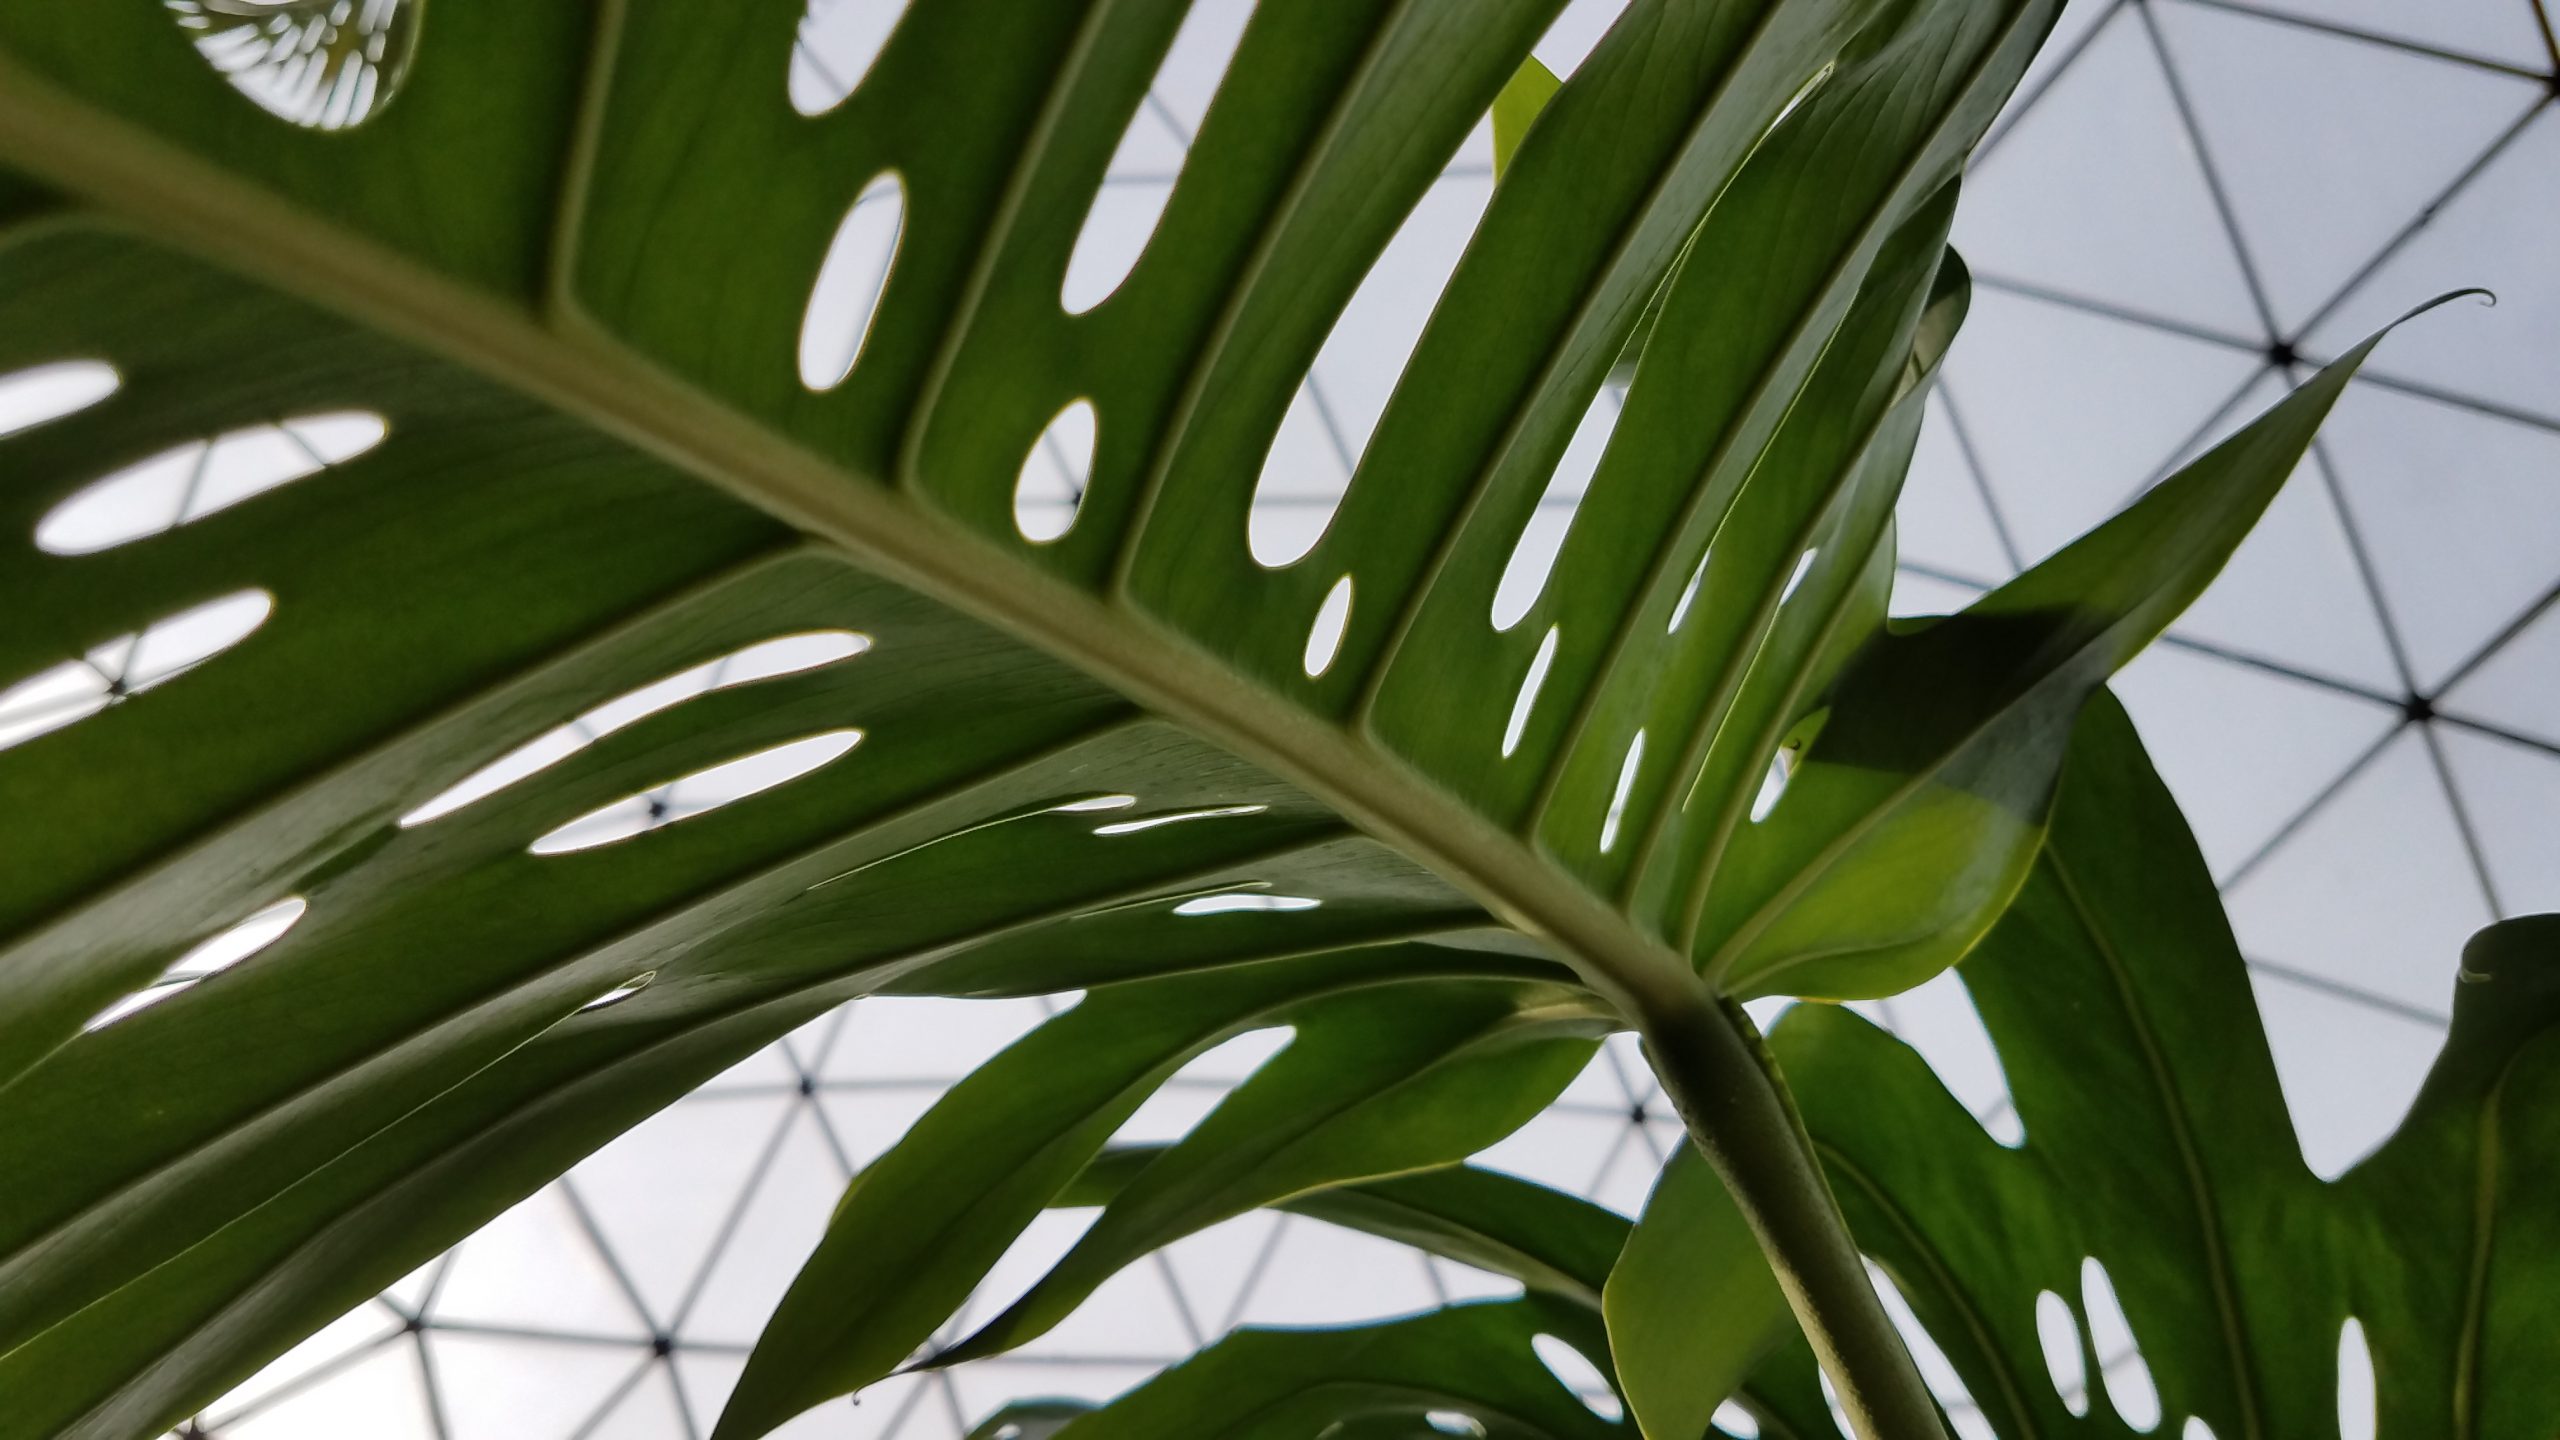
[2035,1289,2089,1418]
[0,589,274,753]
[1014,400,1096,544]
[800,172,905,390]
[529,729,863,856]
[405,631,868,827]
[1779,548,1817,605]
[1502,625,1561,759]
[580,971,656,1013]
[1093,804,1267,836]
[85,896,307,1031]
[1302,574,1353,677]
[1668,547,1712,632]
[1049,793,1138,815]
[788,0,911,115]
[0,360,118,439]
[38,411,387,555]
[1171,892,1320,917]
[1599,728,1645,853]
[2081,1258,2160,1431]
[1747,711,1825,825]
[1530,1334,1621,1422]
[2337,1318,2375,1440]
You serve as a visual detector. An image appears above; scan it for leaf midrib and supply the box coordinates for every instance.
[2043,849,2264,1440]
[0,51,1713,1035]
[955,997,1601,1358]
[1816,1142,2041,1439]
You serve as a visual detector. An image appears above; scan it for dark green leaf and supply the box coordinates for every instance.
[714,955,1567,1440]
[1703,306,2451,1001]
[926,982,1605,1364]
[968,1400,1098,1440]
[1777,693,2560,1438]
[1065,1151,1630,1310]
[1605,1147,1792,1440]
[1048,1298,1623,1440]
[0,0,2411,1429]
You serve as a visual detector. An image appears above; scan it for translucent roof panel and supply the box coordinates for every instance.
[172,1,2560,1435]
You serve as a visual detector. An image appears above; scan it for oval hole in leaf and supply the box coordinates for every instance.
[0,588,274,753]
[167,0,419,130]
[1302,574,1353,677]
[787,0,911,115]
[800,172,906,391]
[1490,383,1620,630]
[1667,546,1711,632]
[1502,624,1561,759]
[1050,793,1139,815]
[529,729,864,856]
[2081,1257,2160,1431]
[1244,135,1492,567]
[2035,1289,2090,1418]
[2183,1418,2220,1440]
[404,630,869,826]
[1060,0,1254,314]
[2337,1318,2375,1440]
[1424,1412,1485,1438]
[1093,804,1267,836]
[580,971,656,1013]
[0,360,118,439]
[85,896,307,1031]
[1014,400,1096,544]
[1599,728,1645,852]
[1817,1365,1851,1437]
[1867,1259,1995,1440]
[1778,548,1817,606]
[1171,892,1319,917]
[38,412,387,555]
[1530,1334,1622,1422]
[1710,1400,1760,1439]
[1746,710,1826,824]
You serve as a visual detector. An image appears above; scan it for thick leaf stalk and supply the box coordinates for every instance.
[1643,989,1951,1440]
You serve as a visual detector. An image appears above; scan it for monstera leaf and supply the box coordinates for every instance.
[1030,1153,1840,1440]
[900,699,2555,1440]
[0,1,2448,1436]
[1774,695,2560,1439]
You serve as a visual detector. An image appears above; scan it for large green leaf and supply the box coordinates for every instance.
[0,0,2437,1432]
[1039,1297,1625,1440]
[929,986,1605,1365]
[1777,694,2560,1438]
[1043,1152,1838,1440]
[716,967,1602,1438]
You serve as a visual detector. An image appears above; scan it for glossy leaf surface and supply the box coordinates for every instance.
[0,0,2436,1434]
[1778,695,2560,1439]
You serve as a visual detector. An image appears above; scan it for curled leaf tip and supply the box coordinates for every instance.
[2401,286,2496,324]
